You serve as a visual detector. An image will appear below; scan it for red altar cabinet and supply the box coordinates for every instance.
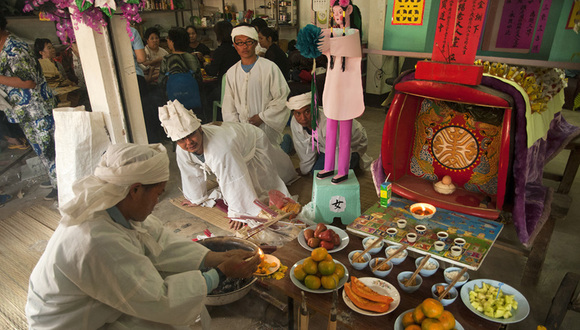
[381,77,514,220]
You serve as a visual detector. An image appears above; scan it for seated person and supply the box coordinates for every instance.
[140,27,169,84]
[186,25,210,64]
[34,38,75,88]
[26,143,260,329]
[287,92,369,175]
[259,27,290,80]
[158,27,202,85]
[158,100,293,230]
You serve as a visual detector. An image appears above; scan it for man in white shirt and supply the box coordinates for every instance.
[26,143,259,329]
[287,92,369,175]
[159,100,293,230]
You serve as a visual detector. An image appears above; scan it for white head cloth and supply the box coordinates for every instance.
[231,25,259,42]
[158,99,202,141]
[286,92,312,110]
[59,143,170,226]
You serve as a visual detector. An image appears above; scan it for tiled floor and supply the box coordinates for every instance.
[1,105,579,329]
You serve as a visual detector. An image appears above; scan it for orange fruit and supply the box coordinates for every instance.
[405,326,421,330]
[333,263,345,279]
[324,254,333,261]
[318,260,336,276]
[412,306,426,324]
[421,298,444,319]
[402,311,416,327]
[302,258,318,275]
[437,310,455,330]
[421,318,444,330]
[293,264,306,281]
[311,247,328,262]
[304,275,321,290]
[320,275,339,289]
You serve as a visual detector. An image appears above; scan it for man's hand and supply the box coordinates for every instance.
[229,219,245,230]
[248,114,263,127]
[217,250,260,278]
[181,200,199,207]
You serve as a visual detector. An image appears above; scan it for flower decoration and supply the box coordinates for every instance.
[24,0,145,44]
[296,24,322,59]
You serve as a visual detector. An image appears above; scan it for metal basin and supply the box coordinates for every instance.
[199,236,259,306]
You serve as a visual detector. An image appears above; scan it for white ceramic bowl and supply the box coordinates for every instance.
[385,245,408,265]
[431,283,458,306]
[369,257,393,277]
[410,203,437,220]
[414,257,439,277]
[348,250,371,270]
[362,236,384,254]
[444,267,470,287]
[397,271,422,293]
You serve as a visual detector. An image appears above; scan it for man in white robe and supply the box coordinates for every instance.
[159,100,292,230]
[221,24,297,185]
[26,143,259,330]
[288,92,369,175]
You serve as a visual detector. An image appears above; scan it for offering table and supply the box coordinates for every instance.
[265,235,501,329]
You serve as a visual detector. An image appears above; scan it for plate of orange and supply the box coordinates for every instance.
[289,258,348,294]
[394,308,464,330]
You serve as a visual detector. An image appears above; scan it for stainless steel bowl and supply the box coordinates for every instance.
[199,236,259,306]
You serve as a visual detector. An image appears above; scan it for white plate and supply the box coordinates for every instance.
[393,309,464,330]
[342,277,400,316]
[253,254,280,276]
[460,279,530,324]
[297,225,350,253]
[289,259,349,293]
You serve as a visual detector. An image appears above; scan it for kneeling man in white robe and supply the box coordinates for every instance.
[159,100,293,230]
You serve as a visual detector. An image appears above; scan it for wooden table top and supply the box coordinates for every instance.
[266,235,501,329]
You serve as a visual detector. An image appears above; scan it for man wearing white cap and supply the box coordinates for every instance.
[26,143,259,329]
[222,24,291,143]
[287,92,369,175]
[159,100,293,230]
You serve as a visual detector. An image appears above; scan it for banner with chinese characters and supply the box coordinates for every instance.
[531,0,552,53]
[392,0,426,26]
[496,0,542,49]
[432,0,489,64]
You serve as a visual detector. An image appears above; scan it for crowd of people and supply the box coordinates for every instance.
[1,3,370,327]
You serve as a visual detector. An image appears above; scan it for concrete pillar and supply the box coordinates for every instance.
[365,0,397,95]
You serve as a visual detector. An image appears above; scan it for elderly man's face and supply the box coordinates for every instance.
[293,105,312,128]
[177,128,204,155]
[233,35,257,60]
[132,182,166,222]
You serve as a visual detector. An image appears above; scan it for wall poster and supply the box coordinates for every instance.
[566,0,580,29]
[496,0,542,49]
[392,0,426,26]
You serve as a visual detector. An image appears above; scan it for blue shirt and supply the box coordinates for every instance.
[130,27,145,77]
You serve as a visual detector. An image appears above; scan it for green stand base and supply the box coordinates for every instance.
[312,170,361,225]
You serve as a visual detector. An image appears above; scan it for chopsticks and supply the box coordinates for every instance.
[438,267,467,300]
[404,255,430,287]
[354,237,383,263]
[244,211,292,240]
[371,244,408,272]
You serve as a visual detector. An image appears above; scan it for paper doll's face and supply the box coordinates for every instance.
[332,6,345,28]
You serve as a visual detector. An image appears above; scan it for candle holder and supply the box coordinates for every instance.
[410,203,437,220]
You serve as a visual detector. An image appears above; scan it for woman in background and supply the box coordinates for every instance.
[258,27,290,80]
[186,25,210,64]
[0,15,58,200]
[141,27,169,84]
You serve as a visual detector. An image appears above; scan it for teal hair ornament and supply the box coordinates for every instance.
[296,24,323,135]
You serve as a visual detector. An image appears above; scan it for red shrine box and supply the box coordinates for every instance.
[381,79,514,219]
[415,61,484,86]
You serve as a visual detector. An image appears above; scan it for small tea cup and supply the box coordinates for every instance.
[387,228,398,238]
[433,241,445,251]
[450,246,462,257]
[454,237,466,247]
[415,225,427,235]
[396,219,407,229]
[406,232,417,243]
[437,231,449,241]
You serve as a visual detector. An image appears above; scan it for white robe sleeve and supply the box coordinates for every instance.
[291,117,317,174]
[221,65,240,123]
[351,119,368,156]
[257,59,290,134]
[176,147,212,205]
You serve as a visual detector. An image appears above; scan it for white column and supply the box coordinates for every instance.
[73,21,129,143]
[365,0,396,95]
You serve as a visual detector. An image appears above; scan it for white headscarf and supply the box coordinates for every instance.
[59,143,170,226]
[286,92,312,110]
[231,25,259,43]
[158,100,202,141]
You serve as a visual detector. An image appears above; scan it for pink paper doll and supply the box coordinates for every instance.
[316,0,364,184]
